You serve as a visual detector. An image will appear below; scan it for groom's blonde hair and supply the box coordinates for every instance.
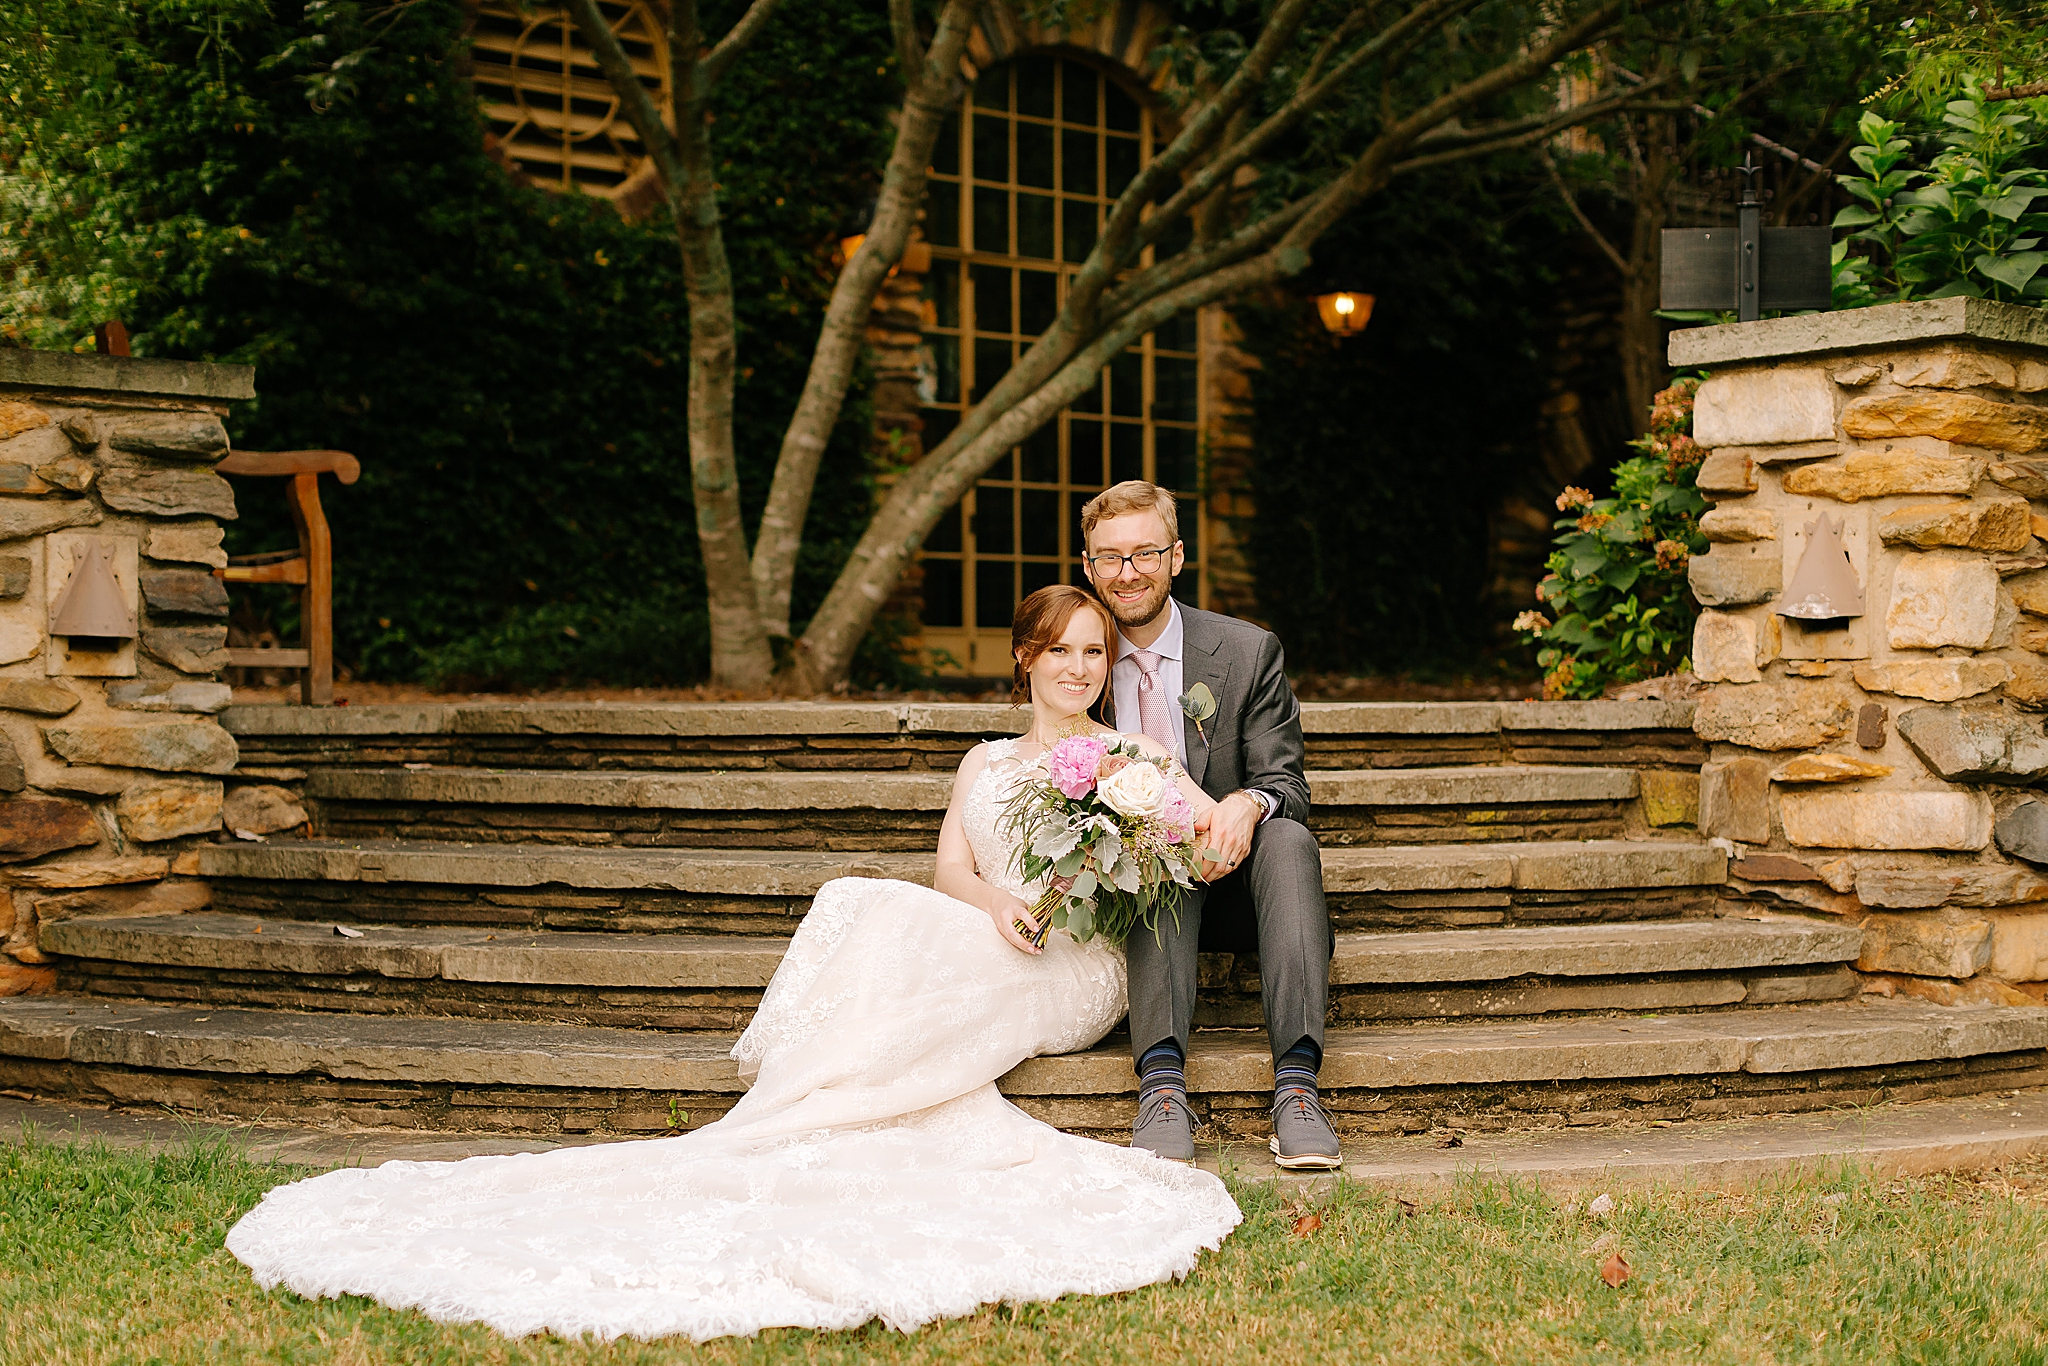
[1080,481,1179,549]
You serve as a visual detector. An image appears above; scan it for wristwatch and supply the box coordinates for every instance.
[1238,788,1277,823]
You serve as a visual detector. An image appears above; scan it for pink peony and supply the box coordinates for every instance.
[1161,785,1194,843]
[1046,735,1110,799]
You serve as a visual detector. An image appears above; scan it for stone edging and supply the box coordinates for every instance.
[0,349,256,403]
[1670,297,2048,368]
[218,698,1697,737]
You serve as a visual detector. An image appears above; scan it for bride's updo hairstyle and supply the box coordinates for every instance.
[1011,585,1118,721]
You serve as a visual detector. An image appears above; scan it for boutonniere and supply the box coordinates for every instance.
[1178,682,1216,749]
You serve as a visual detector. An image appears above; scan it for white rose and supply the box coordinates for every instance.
[1096,760,1168,819]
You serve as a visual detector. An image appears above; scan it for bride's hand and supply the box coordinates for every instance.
[989,890,1044,956]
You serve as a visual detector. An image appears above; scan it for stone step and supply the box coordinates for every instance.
[222,698,1703,774]
[201,838,1727,935]
[42,913,1856,1028]
[299,764,1653,850]
[3,995,2040,1140]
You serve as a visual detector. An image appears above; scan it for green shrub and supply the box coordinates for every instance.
[1832,92,2048,306]
[1516,378,1707,700]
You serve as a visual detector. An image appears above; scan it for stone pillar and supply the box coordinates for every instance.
[0,350,252,995]
[1678,299,2048,1006]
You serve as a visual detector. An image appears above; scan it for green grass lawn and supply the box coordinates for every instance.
[3,1130,2046,1365]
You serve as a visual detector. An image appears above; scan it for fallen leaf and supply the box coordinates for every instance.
[1291,1212,1322,1238]
[1395,1197,1420,1219]
[1434,1131,1463,1149]
[1599,1251,1631,1288]
[1588,1192,1616,1218]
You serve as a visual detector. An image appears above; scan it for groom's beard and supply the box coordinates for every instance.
[1096,576,1172,630]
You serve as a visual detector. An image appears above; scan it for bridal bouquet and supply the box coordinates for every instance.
[999,734,1204,946]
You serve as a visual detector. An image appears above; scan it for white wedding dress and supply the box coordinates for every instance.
[227,737,1242,1341]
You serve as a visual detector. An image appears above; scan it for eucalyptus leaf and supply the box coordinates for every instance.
[1068,903,1095,942]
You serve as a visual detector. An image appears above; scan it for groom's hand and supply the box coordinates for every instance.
[1194,792,1260,881]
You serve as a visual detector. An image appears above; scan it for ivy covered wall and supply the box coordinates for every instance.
[8,0,905,686]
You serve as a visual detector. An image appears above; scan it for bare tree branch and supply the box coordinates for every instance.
[1283,0,1637,250]
[563,0,683,191]
[792,247,1291,687]
[1540,145,1632,276]
[1390,83,1663,173]
[1139,0,1493,250]
[1065,0,1324,331]
[702,0,788,88]
[889,0,924,77]
[1987,79,2048,101]
[747,0,985,636]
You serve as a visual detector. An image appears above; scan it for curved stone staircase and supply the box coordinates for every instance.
[5,699,2045,1143]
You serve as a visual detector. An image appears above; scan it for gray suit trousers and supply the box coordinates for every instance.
[1125,817,1331,1067]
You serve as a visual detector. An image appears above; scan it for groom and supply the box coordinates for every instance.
[1080,481,1340,1170]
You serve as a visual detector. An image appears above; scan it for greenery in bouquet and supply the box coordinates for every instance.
[1000,735,1203,947]
[1515,377,1709,701]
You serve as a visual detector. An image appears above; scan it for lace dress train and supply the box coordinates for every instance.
[225,739,1242,1341]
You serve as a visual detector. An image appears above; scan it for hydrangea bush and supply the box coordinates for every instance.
[1514,377,1709,700]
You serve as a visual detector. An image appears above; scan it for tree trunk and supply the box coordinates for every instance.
[748,1,981,641]
[1618,112,1674,432]
[669,9,772,689]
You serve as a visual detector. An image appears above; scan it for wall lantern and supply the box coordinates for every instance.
[1779,514,1864,621]
[49,538,138,652]
[1314,292,1374,337]
[835,233,927,279]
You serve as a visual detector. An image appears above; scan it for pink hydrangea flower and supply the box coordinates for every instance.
[1045,735,1109,799]
[1160,785,1194,843]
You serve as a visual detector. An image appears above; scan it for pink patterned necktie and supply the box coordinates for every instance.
[1130,648,1177,756]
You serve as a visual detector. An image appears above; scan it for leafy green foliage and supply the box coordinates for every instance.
[3,0,913,687]
[1869,0,2048,112]
[1520,378,1707,700]
[1833,95,2048,306]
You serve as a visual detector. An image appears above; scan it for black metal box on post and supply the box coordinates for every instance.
[1661,160,1833,321]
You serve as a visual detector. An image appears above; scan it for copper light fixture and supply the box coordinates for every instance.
[1779,514,1864,621]
[835,235,909,278]
[1314,292,1374,337]
[50,538,137,651]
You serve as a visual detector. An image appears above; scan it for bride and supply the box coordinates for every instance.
[227,584,1243,1342]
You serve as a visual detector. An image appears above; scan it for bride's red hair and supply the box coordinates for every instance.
[1011,585,1118,722]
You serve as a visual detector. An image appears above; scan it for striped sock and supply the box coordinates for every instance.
[1274,1038,1321,1098]
[1138,1040,1186,1099]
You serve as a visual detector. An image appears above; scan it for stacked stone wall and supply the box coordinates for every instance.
[1679,300,2048,1007]
[0,351,266,995]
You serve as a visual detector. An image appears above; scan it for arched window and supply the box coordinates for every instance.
[915,54,1202,674]
[469,1,668,198]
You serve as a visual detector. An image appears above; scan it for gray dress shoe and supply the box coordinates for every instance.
[1270,1087,1343,1170]
[1131,1088,1196,1162]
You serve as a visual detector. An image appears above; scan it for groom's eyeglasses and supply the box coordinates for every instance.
[1086,548,1169,576]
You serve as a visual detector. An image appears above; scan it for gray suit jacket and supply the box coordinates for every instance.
[1175,605,1310,824]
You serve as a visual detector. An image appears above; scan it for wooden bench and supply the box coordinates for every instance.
[213,450,361,705]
